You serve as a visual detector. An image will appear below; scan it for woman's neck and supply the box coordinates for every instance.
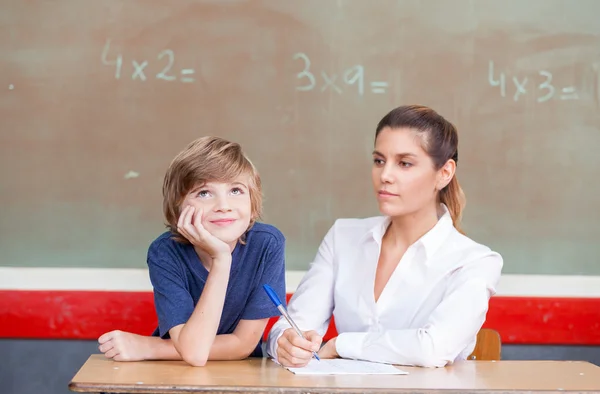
[385,204,440,249]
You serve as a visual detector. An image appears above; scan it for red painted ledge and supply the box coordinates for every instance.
[1,291,599,345]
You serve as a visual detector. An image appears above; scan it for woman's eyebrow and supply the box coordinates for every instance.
[395,152,417,159]
[372,150,417,159]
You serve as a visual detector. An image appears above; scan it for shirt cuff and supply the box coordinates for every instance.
[335,332,368,360]
[266,325,289,361]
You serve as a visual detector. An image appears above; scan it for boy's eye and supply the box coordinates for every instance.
[197,190,210,198]
[231,187,244,195]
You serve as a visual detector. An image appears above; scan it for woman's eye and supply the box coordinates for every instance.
[373,158,384,165]
[400,161,412,168]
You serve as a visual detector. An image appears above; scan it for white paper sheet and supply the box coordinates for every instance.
[280,358,409,375]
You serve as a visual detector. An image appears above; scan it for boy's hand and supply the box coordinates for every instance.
[178,205,231,258]
[98,330,149,361]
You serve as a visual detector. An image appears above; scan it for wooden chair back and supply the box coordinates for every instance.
[468,328,502,360]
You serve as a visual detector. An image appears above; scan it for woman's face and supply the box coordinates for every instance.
[371,127,443,218]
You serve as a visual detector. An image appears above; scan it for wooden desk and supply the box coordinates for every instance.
[69,354,600,394]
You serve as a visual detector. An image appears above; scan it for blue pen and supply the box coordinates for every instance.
[263,284,320,361]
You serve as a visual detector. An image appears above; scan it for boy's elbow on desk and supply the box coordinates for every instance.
[176,338,210,367]
[185,358,209,368]
[180,350,209,367]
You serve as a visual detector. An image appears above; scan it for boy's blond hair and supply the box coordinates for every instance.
[162,136,263,243]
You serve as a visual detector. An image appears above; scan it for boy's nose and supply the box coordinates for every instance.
[214,196,232,212]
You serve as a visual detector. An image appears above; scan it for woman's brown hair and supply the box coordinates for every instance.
[375,105,466,233]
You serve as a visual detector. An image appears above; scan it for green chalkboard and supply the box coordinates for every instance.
[1,0,599,275]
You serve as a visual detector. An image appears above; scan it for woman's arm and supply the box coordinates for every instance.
[334,253,503,368]
[266,222,338,364]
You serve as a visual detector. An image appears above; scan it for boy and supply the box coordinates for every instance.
[98,136,286,366]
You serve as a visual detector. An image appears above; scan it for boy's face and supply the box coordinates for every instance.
[181,174,252,249]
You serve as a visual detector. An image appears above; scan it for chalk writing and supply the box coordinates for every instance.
[101,39,123,79]
[293,53,316,91]
[180,69,195,83]
[101,39,194,83]
[560,86,579,100]
[321,71,342,93]
[132,60,148,81]
[537,71,555,102]
[370,82,388,94]
[124,171,140,180]
[293,53,389,97]
[156,50,176,81]
[343,66,364,95]
[488,60,581,102]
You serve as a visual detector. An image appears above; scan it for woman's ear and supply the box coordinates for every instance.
[436,159,456,190]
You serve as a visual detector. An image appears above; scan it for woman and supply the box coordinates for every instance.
[266,105,503,368]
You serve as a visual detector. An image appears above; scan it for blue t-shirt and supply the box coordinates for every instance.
[147,222,286,357]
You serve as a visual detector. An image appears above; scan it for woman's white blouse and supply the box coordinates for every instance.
[266,205,503,367]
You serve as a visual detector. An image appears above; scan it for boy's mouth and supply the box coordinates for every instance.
[210,219,236,226]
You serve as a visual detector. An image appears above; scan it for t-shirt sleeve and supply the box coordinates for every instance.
[147,240,195,338]
[240,234,286,320]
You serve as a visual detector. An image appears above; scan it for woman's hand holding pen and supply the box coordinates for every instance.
[277,329,322,367]
[317,336,339,359]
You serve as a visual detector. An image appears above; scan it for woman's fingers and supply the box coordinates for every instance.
[277,341,311,367]
[285,329,320,353]
[277,329,314,367]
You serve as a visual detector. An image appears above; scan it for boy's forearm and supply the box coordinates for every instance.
[208,333,253,360]
[144,333,249,361]
[177,255,231,365]
[145,337,182,360]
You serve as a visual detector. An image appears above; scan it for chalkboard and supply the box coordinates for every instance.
[1,0,599,274]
